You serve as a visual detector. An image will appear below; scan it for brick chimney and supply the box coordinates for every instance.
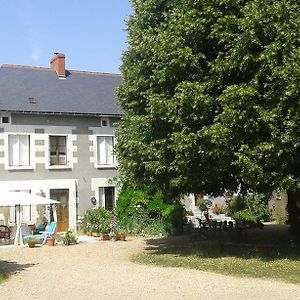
[50,52,66,78]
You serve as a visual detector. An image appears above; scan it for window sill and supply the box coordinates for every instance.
[96,165,117,169]
[7,166,34,171]
[47,165,72,170]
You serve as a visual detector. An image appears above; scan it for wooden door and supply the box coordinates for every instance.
[50,189,69,232]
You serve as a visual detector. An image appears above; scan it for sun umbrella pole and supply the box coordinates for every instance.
[14,205,24,246]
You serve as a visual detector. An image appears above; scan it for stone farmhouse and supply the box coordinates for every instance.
[0,53,121,232]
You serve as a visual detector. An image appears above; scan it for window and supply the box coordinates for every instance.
[49,136,67,165]
[101,119,108,127]
[8,135,30,166]
[9,190,32,223]
[2,116,9,123]
[99,187,115,211]
[97,136,114,165]
[0,114,10,124]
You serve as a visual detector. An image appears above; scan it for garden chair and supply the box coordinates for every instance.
[0,225,10,245]
[24,222,57,245]
[33,221,48,234]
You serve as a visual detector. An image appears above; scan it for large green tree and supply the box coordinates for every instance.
[117,0,244,198]
[116,0,300,231]
[212,0,300,232]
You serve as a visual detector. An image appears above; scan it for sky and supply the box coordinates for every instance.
[0,0,132,74]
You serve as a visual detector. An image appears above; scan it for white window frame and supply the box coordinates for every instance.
[46,134,72,169]
[6,134,32,170]
[98,186,116,210]
[0,113,11,124]
[101,118,109,127]
[96,135,115,168]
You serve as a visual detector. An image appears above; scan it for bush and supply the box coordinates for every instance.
[233,211,259,224]
[226,193,270,222]
[115,187,183,236]
[82,208,112,234]
[273,205,288,225]
[63,231,77,245]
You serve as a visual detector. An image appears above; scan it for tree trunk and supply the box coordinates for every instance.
[287,190,300,240]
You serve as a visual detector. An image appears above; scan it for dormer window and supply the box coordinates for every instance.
[1,113,11,124]
[101,118,108,127]
[2,116,9,123]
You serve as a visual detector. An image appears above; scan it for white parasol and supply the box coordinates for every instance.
[0,191,59,246]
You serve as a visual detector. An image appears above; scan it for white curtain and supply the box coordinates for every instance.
[8,135,30,166]
[106,137,113,165]
[9,190,32,223]
[9,135,19,166]
[98,187,104,208]
[97,136,114,165]
[19,135,30,166]
[21,205,31,222]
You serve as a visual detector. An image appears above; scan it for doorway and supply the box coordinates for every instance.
[99,187,115,211]
[50,189,69,232]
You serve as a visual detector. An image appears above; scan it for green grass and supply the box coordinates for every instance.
[132,227,300,284]
[0,266,8,284]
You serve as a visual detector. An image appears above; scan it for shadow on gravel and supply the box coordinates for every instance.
[0,260,36,277]
[144,224,300,261]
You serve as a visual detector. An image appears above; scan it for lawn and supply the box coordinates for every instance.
[0,266,7,284]
[133,225,300,284]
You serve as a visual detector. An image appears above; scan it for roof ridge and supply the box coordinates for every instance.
[2,64,53,71]
[69,69,121,77]
[1,64,121,77]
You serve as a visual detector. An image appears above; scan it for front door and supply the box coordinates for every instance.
[50,189,69,232]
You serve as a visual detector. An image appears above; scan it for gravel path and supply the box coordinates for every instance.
[0,237,299,300]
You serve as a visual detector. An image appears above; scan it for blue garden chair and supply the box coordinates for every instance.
[24,222,57,245]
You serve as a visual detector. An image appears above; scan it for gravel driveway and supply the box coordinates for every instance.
[0,237,299,300]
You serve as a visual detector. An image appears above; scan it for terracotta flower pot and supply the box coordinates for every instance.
[47,237,55,246]
[101,234,110,241]
[117,233,126,241]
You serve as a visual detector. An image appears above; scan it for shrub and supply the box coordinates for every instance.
[63,231,77,245]
[273,205,288,225]
[233,211,259,224]
[226,193,270,222]
[82,208,112,234]
[115,187,183,236]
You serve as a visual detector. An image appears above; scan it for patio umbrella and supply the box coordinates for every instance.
[0,191,59,246]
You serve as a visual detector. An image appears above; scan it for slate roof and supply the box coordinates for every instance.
[0,64,122,116]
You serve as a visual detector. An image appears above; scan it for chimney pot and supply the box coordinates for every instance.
[50,53,66,77]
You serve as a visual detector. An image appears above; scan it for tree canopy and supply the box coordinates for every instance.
[116,0,300,206]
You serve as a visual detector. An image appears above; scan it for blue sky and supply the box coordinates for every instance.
[0,1,132,73]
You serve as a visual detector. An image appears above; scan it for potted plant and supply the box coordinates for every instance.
[63,230,77,245]
[47,236,55,246]
[116,232,126,241]
[26,237,40,248]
